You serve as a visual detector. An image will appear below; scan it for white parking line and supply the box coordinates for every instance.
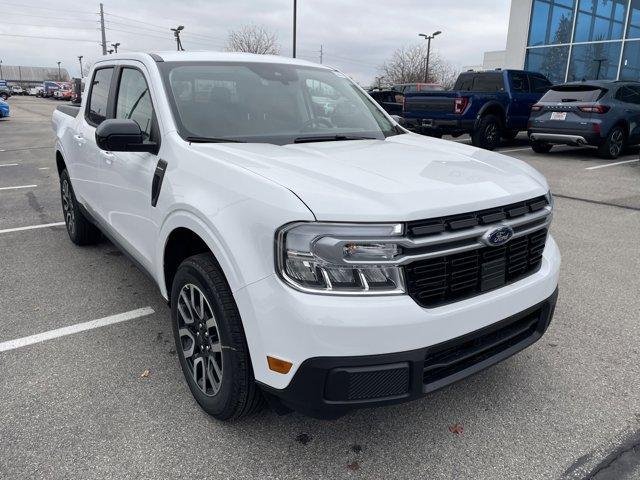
[0,307,155,353]
[0,163,18,167]
[0,184,37,191]
[38,167,50,170]
[0,222,65,234]
[585,159,640,170]
[497,147,533,153]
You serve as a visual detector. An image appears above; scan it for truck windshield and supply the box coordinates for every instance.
[159,61,399,145]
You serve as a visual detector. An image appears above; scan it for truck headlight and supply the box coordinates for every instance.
[276,222,406,295]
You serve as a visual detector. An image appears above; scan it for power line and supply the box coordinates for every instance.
[0,0,94,14]
[104,12,225,43]
[0,21,98,30]
[0,33,99,43]
[1,11,92,22]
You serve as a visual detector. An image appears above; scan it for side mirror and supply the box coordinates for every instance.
[95,119,158,154]
[391,115,405,126]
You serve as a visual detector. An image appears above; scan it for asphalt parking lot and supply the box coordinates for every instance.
[1,96,639,480]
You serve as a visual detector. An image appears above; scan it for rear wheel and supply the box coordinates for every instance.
[531,141,553,154]
[598,126,626,159]
[0,93,8,101]
[472,114,502,150]
[171,253,264,420]
[59,169,101,245]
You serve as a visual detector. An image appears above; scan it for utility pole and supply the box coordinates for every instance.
[78,56,83,77]
[319,44,323,64]
[57,61,62,81]
[111,42,120,53]
[0,60,3,80]
[418,30,442,83]
[292,0,297,58]
[171,26,184,51]
[100,3,107,55]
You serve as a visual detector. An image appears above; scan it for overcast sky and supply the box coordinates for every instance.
[0,0,511,84]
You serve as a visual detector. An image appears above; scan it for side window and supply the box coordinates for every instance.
[510,72,530,93]
[531,75,552,93]
[629,86,640,105]
[115,68,154,140]
[616,86,633,103]
[86,67,114,126]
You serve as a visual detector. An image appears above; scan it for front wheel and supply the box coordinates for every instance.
[171,253,264,420]
[472,114,502,150]
[598,126,626,159]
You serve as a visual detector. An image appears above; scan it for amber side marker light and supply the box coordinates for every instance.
[267,356,293,374]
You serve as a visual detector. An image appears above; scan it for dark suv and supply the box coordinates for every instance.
[528,81,640,159]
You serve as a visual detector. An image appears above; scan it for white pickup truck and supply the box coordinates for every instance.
[52,51,560,420]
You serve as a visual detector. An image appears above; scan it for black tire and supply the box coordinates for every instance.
[502,129,519,141]
[598,125,626,159]
[0,93,8,101]
[531,141,553,154]
[471,114,503,150]
[171,253,264,420]
[59,169,101,245]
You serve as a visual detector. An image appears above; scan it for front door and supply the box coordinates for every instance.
[99,64,160,272]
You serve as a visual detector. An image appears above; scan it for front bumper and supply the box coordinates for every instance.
[233,235,560,415]
[260,289,558,418]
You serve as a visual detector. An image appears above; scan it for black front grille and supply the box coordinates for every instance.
[423,307,543,388]
[407,196,548,237]
[405,229,548,308]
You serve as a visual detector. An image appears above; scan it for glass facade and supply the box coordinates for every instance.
[525,0,640,82]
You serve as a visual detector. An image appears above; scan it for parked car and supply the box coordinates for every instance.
[393,83,444,93]
[52,51,560,420]
[528,81,640,159]
[403,69,552,150]
[0,99,9,118]
[43,81,62,98]
[0,81,10,101]
[11,86,25,96]
[35,86,45,97]
[367,89,403,115]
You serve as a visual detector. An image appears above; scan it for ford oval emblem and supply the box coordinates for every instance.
[482,225,514,247]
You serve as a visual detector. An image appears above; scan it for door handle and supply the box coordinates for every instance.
[100,150,115,165]
[73,134,86,145]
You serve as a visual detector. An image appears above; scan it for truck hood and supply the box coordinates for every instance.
[190,134,549,222]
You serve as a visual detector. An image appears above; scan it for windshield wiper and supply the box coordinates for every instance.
[185,136,246,144]
[293,135,377,144]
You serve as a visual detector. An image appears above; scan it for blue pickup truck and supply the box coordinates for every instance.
[402,70,552,150]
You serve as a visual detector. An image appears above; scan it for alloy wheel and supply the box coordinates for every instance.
[61,179,75,235]
[609,129,624,157]
[176,284,223,397]
[486,123,499,145]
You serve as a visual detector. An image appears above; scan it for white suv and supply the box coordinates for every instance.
[52,52,560,420]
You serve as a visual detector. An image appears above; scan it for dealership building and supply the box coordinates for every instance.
[484,0,640,84]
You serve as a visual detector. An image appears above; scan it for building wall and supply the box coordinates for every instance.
[505,0,534,69]
[0,65,70,87]
[483,50,508,69]
[506,0,640,84]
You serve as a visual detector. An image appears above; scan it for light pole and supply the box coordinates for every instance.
[57,61,62,81]
[111,42,120,53]
[292,0,297,58]
[78,56,83,77]
[0,60,3,79]
[418,31,442,83]
[171,26,184,51]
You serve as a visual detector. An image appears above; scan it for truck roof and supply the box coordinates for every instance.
[94,51,329,69]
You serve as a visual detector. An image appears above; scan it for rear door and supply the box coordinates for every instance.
[616,85,640,142]
[99,63,160,270]
[508,72,534,130]
[72,66,115,219]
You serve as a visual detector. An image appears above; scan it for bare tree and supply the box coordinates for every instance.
[225,24,280,55]
[380,44,458,89]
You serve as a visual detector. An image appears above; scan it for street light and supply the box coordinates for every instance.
[78,56,83,78]
[111,42,120,53]
[171,26,184,51]
[418,30,442,83]
[57,61,62,81]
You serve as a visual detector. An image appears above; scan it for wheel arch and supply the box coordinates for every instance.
[55,150,66,176]
[476,102,506,127]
